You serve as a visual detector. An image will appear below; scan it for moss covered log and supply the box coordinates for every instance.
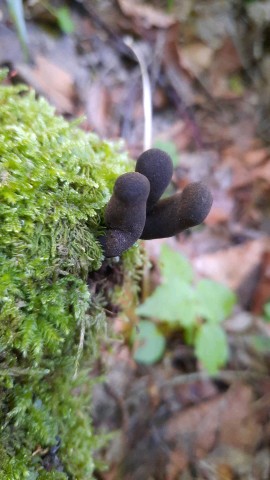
[0,73,141,479]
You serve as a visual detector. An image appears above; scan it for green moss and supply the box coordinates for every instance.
[0,75,140,478]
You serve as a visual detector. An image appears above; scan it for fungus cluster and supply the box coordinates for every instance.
[101,148,213,257]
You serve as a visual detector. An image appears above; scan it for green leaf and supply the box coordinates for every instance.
[136,282,180,321]
[196,279,236,324]
[136,279,197,327]
[27,469,39,480]
[229,74,244,95]
[153,140,179,167]
[250,335,270,353]
[0,69,8,82]
[195,324,228,374]
[263,301,270,322]
[55,7,75,34]
[133,320,166,365]
[167,0,175,12]
[159,245,193,284]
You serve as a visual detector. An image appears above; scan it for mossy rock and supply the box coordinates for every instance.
[0,72,142,479]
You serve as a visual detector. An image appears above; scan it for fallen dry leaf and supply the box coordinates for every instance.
[194,239,267,299]
[208,37,243,98]
[180,42,214,77]
[166,450,189,480]
[165,395,223,461]
[200,445,254,479]
[253,161,270,184]
[163,24,195,107]
[216,462,235,480]
[205,189,234,226]
[165,383,262,476]
[16,55,75,114]
[117,0,177,29]
[85,80,111,137]
[252,249,270,314]
[231,167,253,189]
[212,38,242,76]
[243,148,269,168]
[219,383,262,451]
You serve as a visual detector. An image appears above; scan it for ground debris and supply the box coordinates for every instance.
[2,1,270,478]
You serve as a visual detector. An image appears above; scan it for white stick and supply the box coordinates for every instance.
[124,37,152,150]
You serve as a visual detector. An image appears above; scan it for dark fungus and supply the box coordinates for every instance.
[100,148,213,257]
[135,148,173,210]
[99,172,150,258]
[140,182,213,239]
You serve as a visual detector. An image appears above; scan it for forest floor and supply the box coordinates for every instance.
[1,1,270,478]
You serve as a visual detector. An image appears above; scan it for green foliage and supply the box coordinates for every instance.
[195,324,228,375]
[250,335,270,353]
[228,74,245,96]
[136,245,237,373]
[166,0,175,13]
[263,301,270,322]
[43,2,75,35]
[153,139,179,167]
[133,320,166,364]
[0,75,139,478]
[54,7,75,34]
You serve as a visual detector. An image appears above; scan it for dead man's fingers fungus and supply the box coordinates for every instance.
[101,149,213,256]
[141,182,213,240]
[135,148,173,210]
[100,172,150,257]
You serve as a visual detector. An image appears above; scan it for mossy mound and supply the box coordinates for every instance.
[0,74,140,479]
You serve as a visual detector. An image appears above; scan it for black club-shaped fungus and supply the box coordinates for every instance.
[140,181,213,240]
[100,172,150,257]
[101,148,213,257]
[135,148,173,210]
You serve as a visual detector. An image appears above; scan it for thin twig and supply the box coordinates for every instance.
[159,369,269,389]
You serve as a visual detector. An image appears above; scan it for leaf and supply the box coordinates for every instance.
[117,0,176,29]
[133,320,166,365]
[263,302,270,322]
[250,335,270,353]
[26,471,39,480]
[196,279,236,324]
[55,7,75,35]
[137,282,180,321]
[153,140,179,167]
[136,279,198,327]
[0,69,8,82]
[195,324,228,374]
[159,244,193,283]
[229,74,244,95]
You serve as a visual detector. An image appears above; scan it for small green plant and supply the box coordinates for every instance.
[166,0,174,13]
[6,0,74,62]
[42,3,75,35]
[133,320,166,364]
[135,245,236,374]
[263,301,270,322]
[54,6,74,34]
[153,139,179,167]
